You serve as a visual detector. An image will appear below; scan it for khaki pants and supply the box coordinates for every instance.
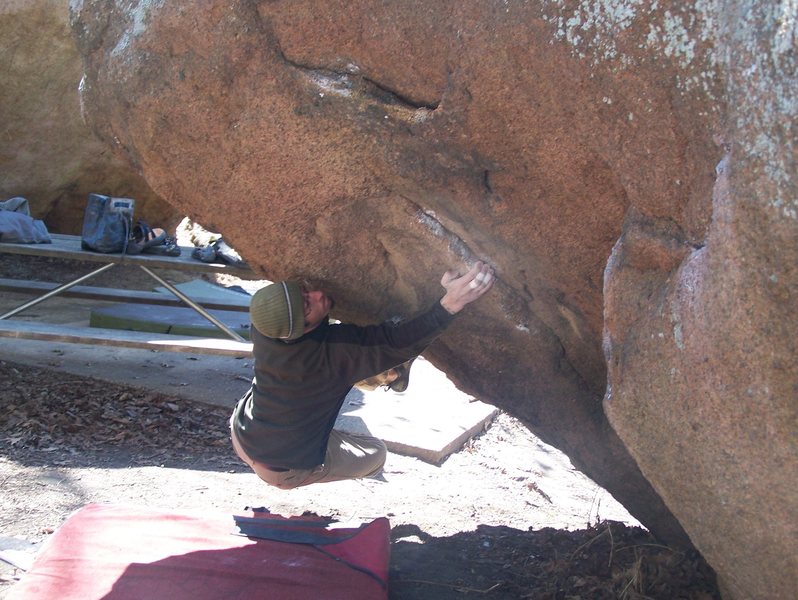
[230,418,387,490]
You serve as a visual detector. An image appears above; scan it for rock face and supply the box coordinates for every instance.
[68,1,795,598]
[0,0,178,234]
[603,4,798,599]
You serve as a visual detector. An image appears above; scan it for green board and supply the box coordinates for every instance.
[90,303,251,340]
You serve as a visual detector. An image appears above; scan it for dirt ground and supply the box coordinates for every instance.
[0,255,721,599]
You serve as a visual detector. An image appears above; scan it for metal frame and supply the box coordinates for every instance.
[0,234,255,345]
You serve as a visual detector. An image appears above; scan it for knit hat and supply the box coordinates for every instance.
[249,281,305,340]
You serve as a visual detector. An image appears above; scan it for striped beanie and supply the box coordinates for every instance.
[249,281,304,340]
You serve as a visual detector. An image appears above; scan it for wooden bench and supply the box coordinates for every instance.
[0,234,258,355]
[0,278,249,312]
[0,320,252,357]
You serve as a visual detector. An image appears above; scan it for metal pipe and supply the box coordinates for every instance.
[0,262,117,320]
[138,265,247,343]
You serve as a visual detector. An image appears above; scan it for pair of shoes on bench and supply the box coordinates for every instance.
[126,221,181,256]
[191,238,247,268]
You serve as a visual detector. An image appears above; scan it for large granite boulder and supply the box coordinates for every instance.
[68,1,795,598]
[0,0,178,234]
[603,3,797,599]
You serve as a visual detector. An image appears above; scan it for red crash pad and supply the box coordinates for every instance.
[8,503,390,600]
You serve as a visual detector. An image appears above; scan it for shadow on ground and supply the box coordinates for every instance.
[389,522,719,599]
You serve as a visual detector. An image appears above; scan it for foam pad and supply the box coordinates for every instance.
[8,504,389,600]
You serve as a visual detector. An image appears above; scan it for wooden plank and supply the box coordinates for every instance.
[0,278,249,312]
[0,234,257,277]
[0,320,253,357]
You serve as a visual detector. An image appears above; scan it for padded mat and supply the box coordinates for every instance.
[8,503,389,600]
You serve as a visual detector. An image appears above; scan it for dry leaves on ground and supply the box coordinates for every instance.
[1,360,239,471]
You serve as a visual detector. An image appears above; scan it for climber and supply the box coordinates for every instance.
[229,261,495,489]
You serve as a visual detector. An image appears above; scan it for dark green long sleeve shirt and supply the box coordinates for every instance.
[232,301,456,469]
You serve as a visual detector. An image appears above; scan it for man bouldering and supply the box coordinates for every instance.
[230,261,495,489]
